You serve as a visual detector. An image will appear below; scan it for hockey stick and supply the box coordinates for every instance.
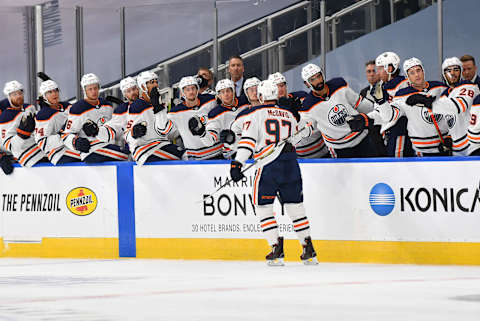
[200,124,310,203]
[37,72,52,81]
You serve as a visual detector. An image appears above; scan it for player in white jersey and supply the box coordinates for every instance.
[230,79,317,265]
[269,71,329,158]
[411,57,479,156]
[125,71,184,164]
[299,63,378,158]
[83,77,138,153]
[222,77,262,156]
[378,58,450,156]
[34,80,82,164]
[64,73,129,162]
[0,80,47,168]
[199,79,249,158]
[156,76,221,160]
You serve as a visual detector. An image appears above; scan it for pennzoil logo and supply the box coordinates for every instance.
[66,187,97,216]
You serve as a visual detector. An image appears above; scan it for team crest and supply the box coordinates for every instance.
[445,114,456,129]
[98,117,107,125]
[328,104,349,126]
[421,107,443,124]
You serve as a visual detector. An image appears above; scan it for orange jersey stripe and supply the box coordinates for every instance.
[20,146,40,164]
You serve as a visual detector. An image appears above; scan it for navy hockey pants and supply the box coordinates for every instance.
[253,151,303,206]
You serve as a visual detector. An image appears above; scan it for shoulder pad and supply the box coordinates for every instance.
[427,81,447,89]
[0,98,9,111]
[395,86,417,98]
[326,77,347,92]
[70,100,94,115]
[169,102,191,113]
[384,75,406,90]
[288,90,308,99]
[113,102,129,115]
[199,94,216,106]
[208,106,227,119]
[36,106,58,121]
[128,99,152,114]
[0,108,22,123]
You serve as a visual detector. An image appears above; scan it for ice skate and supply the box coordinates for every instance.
[266,237,284,266]
[300,236,318,265]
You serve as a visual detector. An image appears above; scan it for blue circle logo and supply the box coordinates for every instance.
[369,183,395,216]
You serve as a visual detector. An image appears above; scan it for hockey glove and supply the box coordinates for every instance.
[73,136,91,153]
[219,129,236,145]
[82,120,99,137]
[195,75,209,88]
[347,113,372,132]
[369,82,388,105]
[405,94,435,109]
[278,96,301,122]
[132,122,147,139]
[149,87,165,114]
[0,154,13,175]
[16,114,35,139]
[230,160,244,182]
[188,116,206,136]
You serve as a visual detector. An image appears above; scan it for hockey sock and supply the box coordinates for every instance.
[256,204,279,246]
[284,203,311,245]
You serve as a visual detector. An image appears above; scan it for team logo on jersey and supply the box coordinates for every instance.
[369,183,395,216]
[66,187,97,216]
[98,117,107,125]
[445,114,456,128]
[421,108,443,124]
[328,104,349,126]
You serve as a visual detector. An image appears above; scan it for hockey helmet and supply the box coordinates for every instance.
[39,80,59,97]
[257,79,278,103]
[119,77,137,95]
[268,72,287,85]
[301,63,323,83]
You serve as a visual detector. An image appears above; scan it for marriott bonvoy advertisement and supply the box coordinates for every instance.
[0,166,118,241]
[135,161,480,242]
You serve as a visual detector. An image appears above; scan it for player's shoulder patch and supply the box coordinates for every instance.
[36,106,58,121]
[326,77,347,93]
[128,99,152,114]
[199,93,216,106]
[113,102,129,115]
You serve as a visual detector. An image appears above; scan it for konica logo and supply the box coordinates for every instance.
[369,183,395,216]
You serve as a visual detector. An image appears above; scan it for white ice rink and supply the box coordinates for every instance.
[0,259,478,321]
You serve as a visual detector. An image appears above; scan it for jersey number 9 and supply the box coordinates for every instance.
[265,119,292,145]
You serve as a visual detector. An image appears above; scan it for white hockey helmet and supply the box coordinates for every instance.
[215,79,235,93]
[3,80,24,97]
[442,57,463,83]
[403,57,424,75]
[268,72,287,85]
[39,80,59,97]
[243,77,261,96]
[119,76,137,95]
[375,51,400,74]
[301,63,323,83]
[257,79,278,103]
[137,70,158,95]
[81,73,100,90]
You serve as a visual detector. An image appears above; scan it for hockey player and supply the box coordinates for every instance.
[375,58,450,156]
[34,80,81,164]
[269,71,328,158]
[84,76,138,153]
[409,57,478,156]
[125,71,184,164]
[63,73,129,163]
[0,80,47,168]
[221,77,262,156]
[299,63,379,158]
[199,79,249,158]
[156,76,221,160]
[229,79,317,266]
[374,51,414,157]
